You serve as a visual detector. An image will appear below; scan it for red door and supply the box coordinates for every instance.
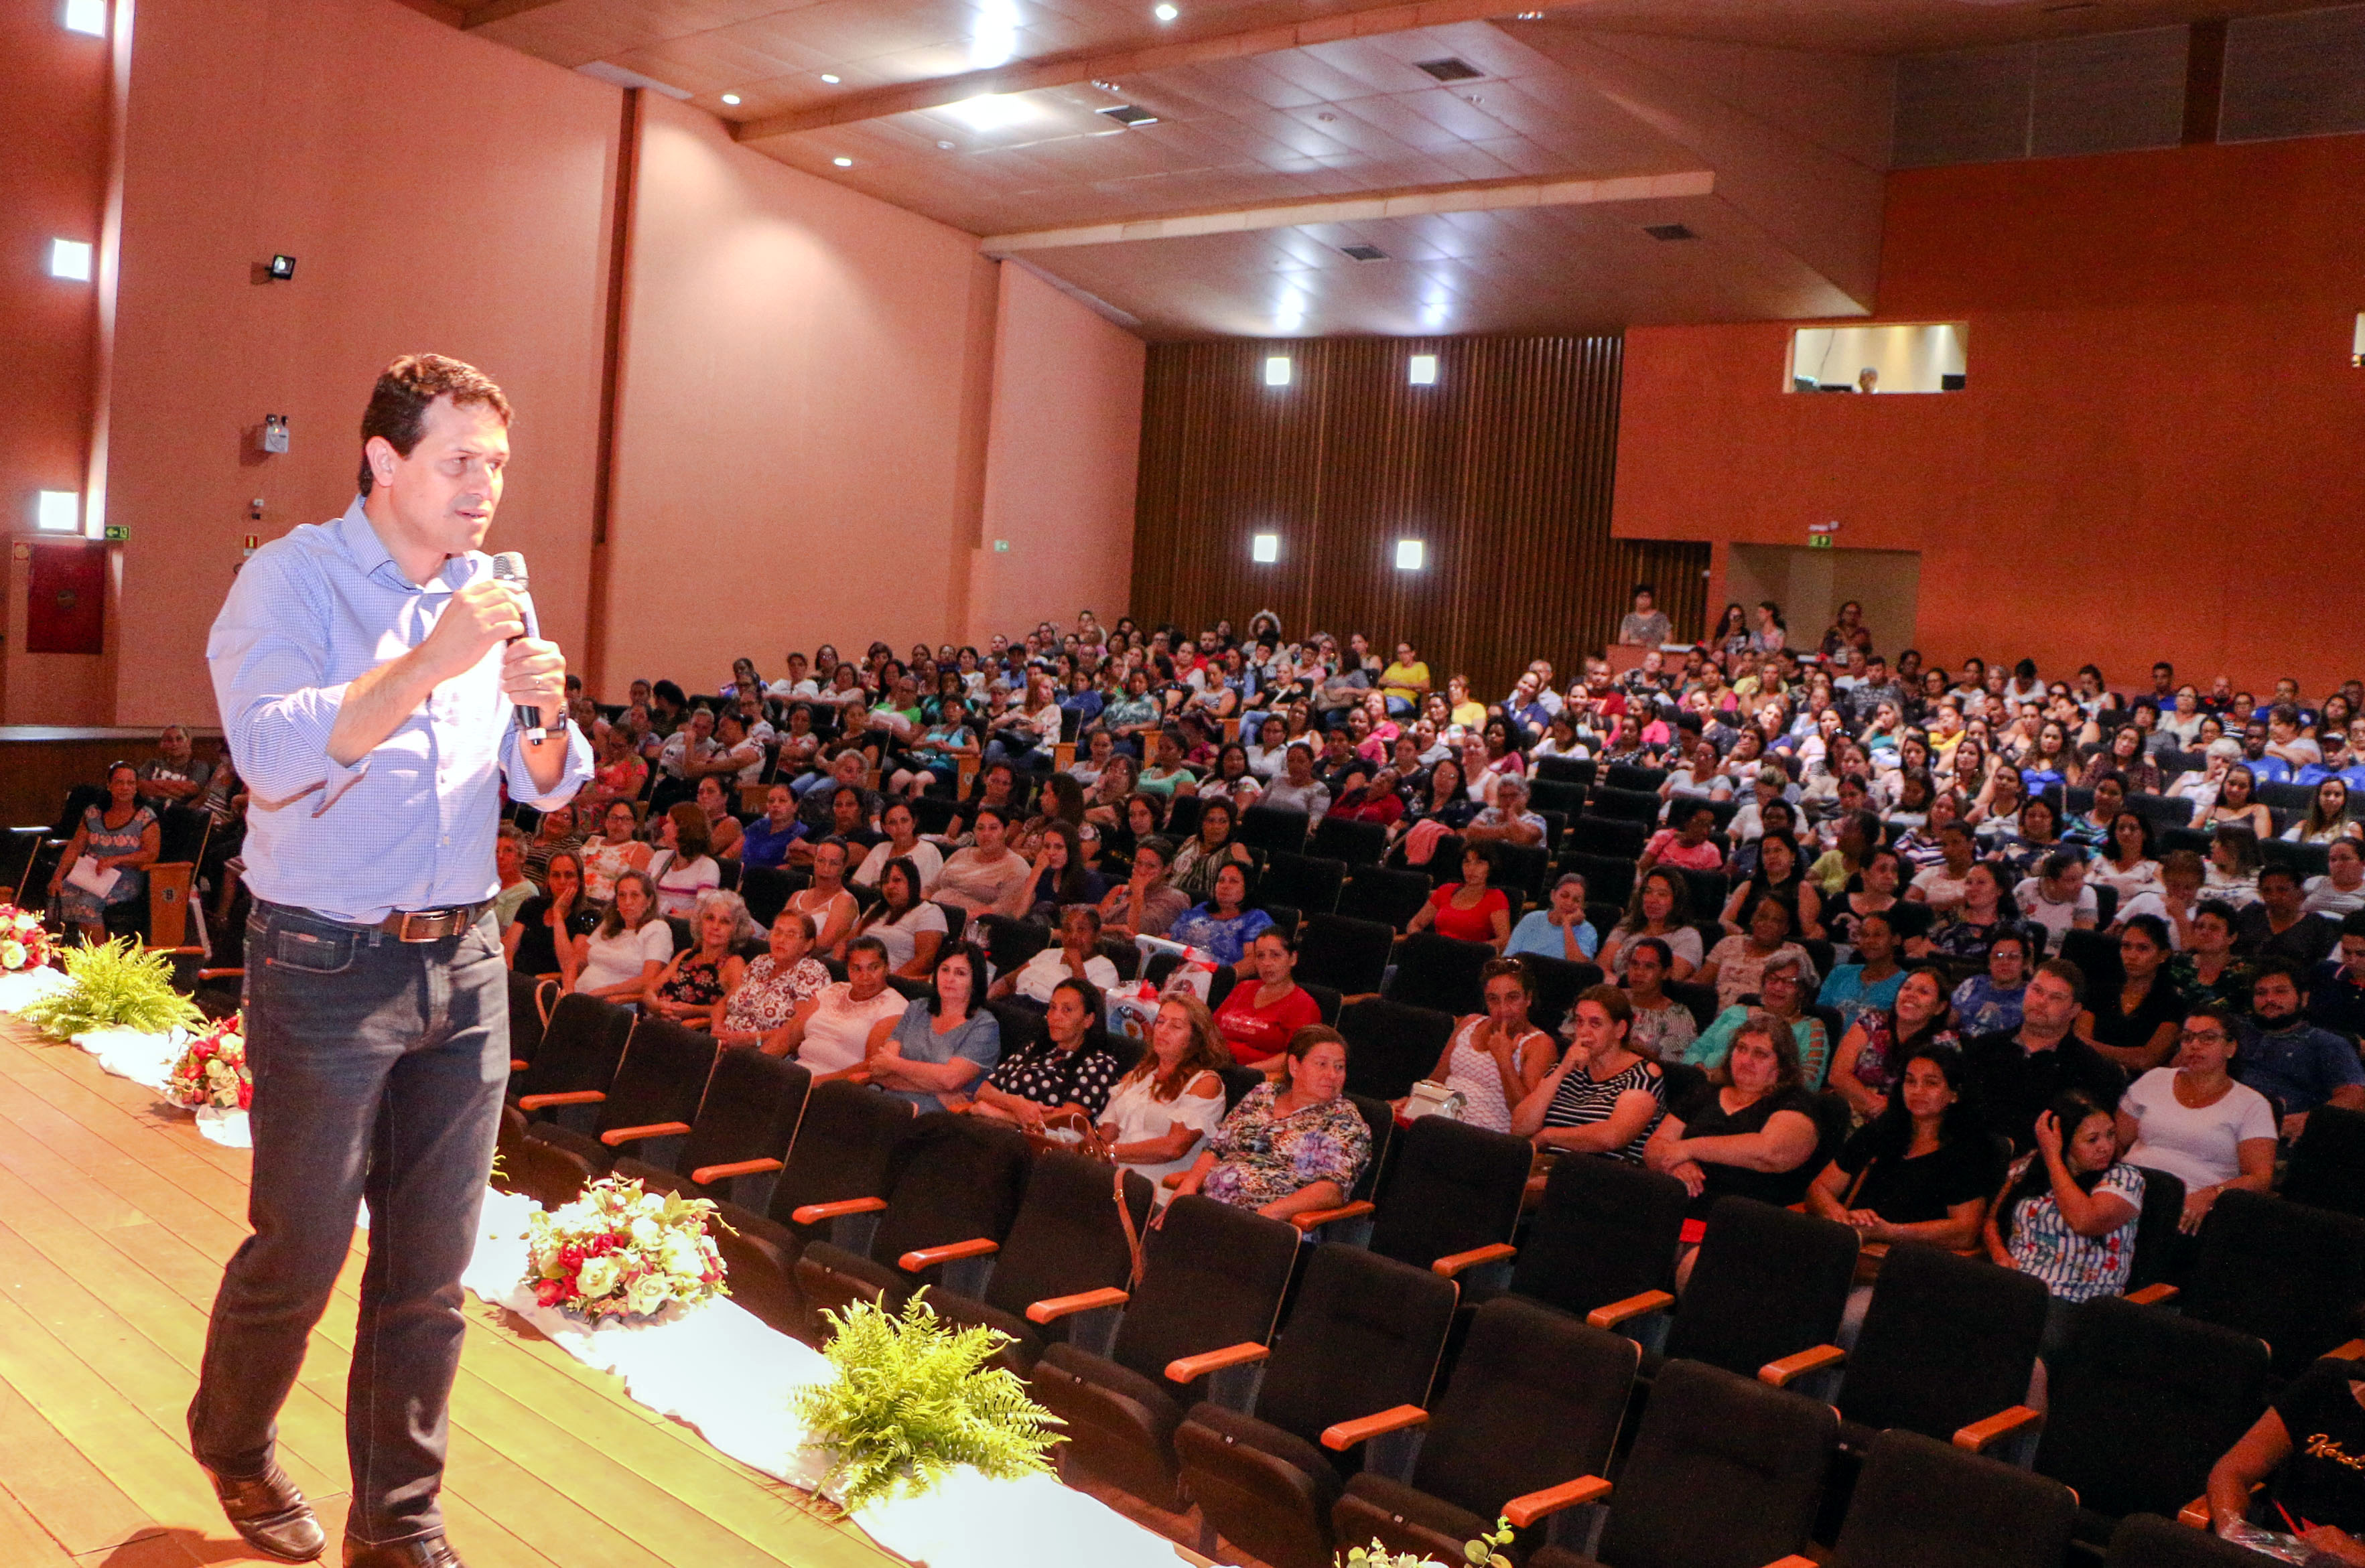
[25,539,106,654]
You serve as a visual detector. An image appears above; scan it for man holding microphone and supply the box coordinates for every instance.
[194,355,591,1568]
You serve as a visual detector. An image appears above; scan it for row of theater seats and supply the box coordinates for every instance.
[494,980,2364,1568]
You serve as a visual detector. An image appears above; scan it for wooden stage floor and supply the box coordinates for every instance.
[0,1016,905,1568]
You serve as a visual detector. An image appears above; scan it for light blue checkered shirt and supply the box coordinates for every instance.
[207,498,591,925]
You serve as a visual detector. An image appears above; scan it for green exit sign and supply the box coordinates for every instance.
[1808,533,1832,550]
[103,524,130,541]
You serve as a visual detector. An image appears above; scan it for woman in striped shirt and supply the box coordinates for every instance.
[1513,985,1668,1164]
[1983,1089,2145,1356]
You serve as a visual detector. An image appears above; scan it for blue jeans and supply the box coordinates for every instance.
[190,899,508,1548]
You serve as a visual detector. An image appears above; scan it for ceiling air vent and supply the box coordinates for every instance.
[1097,103,1160,126]
[1414,57,1484,82]
[1339,242,1390,261]
[1643,222,1697,240]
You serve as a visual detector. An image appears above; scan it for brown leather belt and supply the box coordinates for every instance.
[375,902,493,942]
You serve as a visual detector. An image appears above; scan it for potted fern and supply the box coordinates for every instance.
[21,938,201,1040]
[792,1292,1062,1513]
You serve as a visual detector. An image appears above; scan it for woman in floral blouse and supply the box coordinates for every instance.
[1172,1026,1370,1222]
[712,910,831,1051]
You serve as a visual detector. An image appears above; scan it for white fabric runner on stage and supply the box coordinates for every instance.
[0,967,72,1014]
[460,1190,1187,1568]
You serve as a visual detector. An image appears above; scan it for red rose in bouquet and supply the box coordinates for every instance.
[167,1013,252,1111]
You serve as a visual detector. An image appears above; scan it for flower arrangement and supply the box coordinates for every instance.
[165,1011,251,1111]
[1340,1518,1514,1568]
[0,906,52,974]
[524,1177,728,1322]
[794,1292,1062,1512]
[19,936,202,1038]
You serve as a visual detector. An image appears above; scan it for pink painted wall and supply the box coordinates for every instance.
[100,0,618,727]
[601,94,1002,698]
[968,263,1144,646]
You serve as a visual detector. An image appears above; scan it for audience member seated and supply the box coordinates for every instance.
[569,871,673,1004]
[2206,824,2265,907]
[734,784,804,869]
[1982,1091,2144,1356]
[2116,1000,2277,1236]
[1004,821,1103,922]
[1260,743,1331,823]
[1963,959,2126,1152]
[1169,862,1273,972]
[1818,910,1903,1031]
[646,803,722,919]
[713,910,830,1052]
[1824,845,1909,952]
[135,725,211,812]
[770,935,908,1080]
[2015,849,2099,946]
[994,906,1121,1009]
[1505,872,1598,963]
[2304,839,2365,919]
[2238,864,2340,969]
[2204,1358,2365,1565]
[1407,843,1514,951]
[1913,862,2023,961]
[1098,995,1231,1200]
[848,858,947,979]
[50,762,158,944]
[1213,929,1322,1069]
[1808,1044,1998,1256]
[1952,930,2033,1037]
[504,849,595,981]
[2077,914,2187,1072]
[1599,867,1704,981]
[852,799,943,889]
[1168,798,1252,904]
[1402,957,1553,1133]
[1513,984,1668,1163]
[1645,1010,1823,1246]
[2307,914,2365,1037]
[647,889,754,1031]
[492,825,536,929]
[1619,937,1700,1062]
[1098,834,1188,940]
[932,805,1032,916]
[581,800,652,904]
[1463,774,1546,849]
[2194,762,2275,839]
[2171,899,2255,1004]
[1905,821,1979,916]
[868,942,1001,1113]
[684,776,739,862]
[1170,1025,1369,1222]
[1640,802,1725,875]
[1698,897,1814,1012]
[961,977,1125,1129]
[1682,950,1835,1089]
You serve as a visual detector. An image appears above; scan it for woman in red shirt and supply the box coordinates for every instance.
[1213,928,1323,1068]
[1408,843,1513,951]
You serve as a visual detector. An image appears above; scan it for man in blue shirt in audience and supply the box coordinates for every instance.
[2238,958,2365,1142]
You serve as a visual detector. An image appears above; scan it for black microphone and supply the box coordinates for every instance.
[488,552,547,741]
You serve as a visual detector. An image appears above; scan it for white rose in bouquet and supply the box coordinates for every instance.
[625,1272,671,1317]
[661,1234,705,1279]
[575,1254,622,1301]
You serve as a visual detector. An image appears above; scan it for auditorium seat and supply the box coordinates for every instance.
[1335,869,1433,931]
[1171,1242,1459,1568]
[1519,1359,1835,1568]
[1031,1194,1301,1510]
[1239,806,1311,856]
[1295,914,1396,996]
[509,993,636,1122]
[1592,1197,1857,1380]
[614,1048,810,1208]
[1332,1300,1637,1567]
[1308,816,1387,867]
[793,1112,1032,1334]
[1461,1154,1688,1328]
[2281,1104,2365,1219]
[1384,933,1493,1015]
[1809,1428,2077,1568]
[2124,1189,2365,1380]
[2102,1514,2261,1568]
[1336,998,1455,1103]
[1260,852,1347,918]
[1517,954,1602,1037]
[517,1015,718,1204]
[923,1149,1158,1372]
[1316,1115,1529,1276]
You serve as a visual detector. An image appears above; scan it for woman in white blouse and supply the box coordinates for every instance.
[568,871,673,1003]
[1097,994,1231,1202]
[646,802,722,919]
[2115,1000,2277,1236]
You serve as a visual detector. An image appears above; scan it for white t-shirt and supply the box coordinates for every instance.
[649,851,722,918]
[1011,946,1120,1003]
[578,918,674,993]
[1911,864,1972,908]
[797,982,911,1075]
[2088,857,2163,903]
[2112,892,2189,949]
[855,901,948,972]
[853,838,945,891]
[2120,1067,2277,1191]
[2013,877,2098,942]
[1101,1068,1229,1199]
[2303,876,2365,919]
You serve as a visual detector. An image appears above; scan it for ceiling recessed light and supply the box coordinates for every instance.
[945,92,1034,131]
[1091,79,1122,92]
[1153,3,1178,19]
[62,0,106,35]
[1098,103,1159,126]
[720,92,740,104]
[1339,242,1388,261]
[48,238,93,281]
[1408,354,1438,384]
[1395,539,1426,571]
[819,72,841,84]
[1414,57,1483,82]
[1264,356,1292,387]
[1251,533,1280,563]
[36,491,80,532]
[833,155,854,167]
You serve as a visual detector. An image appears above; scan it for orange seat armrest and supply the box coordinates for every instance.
[1953,1405,2043,1453]
[2126,1282,2179,1305]
[1432,1242,1517,1278]
[516,1090,606,1111]
[1765,1557,1820,1567]
[1289,1200,1375,1233]
[1321,1405,1429,1451]
[1503,1475,1613,1529]
[898,1237,1000,1271]
[791,1196,888,1224]
[510,1059,531,1073]
[690,1157,781,1186]
[2178,1496,2212,1530]
[1164,1342,1270,1384]
[1586,1289,1675,1330]
[1026,1287,1130,1325]
[2328,1338,2365,1361]
[1759,1344,1846,1388]
[601,1121,691,1147]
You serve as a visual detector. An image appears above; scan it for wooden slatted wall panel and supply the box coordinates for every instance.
[1131,336,1667,700]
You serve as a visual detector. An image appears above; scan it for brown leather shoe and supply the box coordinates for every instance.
[200,1459,325,1563]
[342,1535,466,1568]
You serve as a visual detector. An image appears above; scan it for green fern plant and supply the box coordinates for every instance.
[20,938,202,1038]
[793,1291,1062,1512]
[1340,1516,1515,1568]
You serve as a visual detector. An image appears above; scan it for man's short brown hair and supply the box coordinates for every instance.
[357,354,511,496]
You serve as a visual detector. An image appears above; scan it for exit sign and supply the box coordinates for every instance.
[1808,534,1833,550]
[103,524,130,541]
